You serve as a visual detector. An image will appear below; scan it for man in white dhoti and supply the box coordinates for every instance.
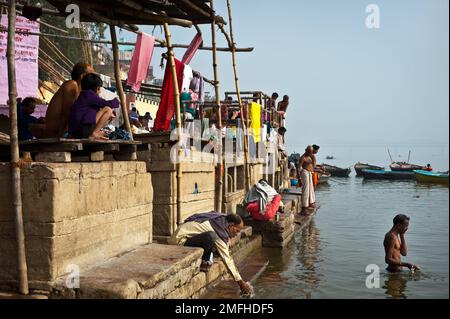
[298,146,317,215]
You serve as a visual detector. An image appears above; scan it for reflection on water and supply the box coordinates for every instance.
[253,175,449,299]
[383,271,423,299]
[296,220,321,298]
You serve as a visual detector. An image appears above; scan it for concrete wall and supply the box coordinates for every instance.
[0,162,153,289]
[150,146,216,237]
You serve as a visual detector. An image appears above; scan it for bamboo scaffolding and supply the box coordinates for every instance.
[162,22,183,228]
[110,25,134,141]
[226,0,251,191]
[6,0,29,295]
[210,0,224,212]
[38,58,67,82]
[39,48,71,75]
[41,37,74,70]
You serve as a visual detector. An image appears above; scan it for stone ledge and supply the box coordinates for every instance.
[50,244,203,299]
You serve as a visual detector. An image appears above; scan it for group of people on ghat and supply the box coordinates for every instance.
[17,62,122,142]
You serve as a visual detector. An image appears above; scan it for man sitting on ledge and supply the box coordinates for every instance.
[170,212,253,295]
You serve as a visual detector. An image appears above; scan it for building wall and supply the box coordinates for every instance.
[0,162,153,289]
[149,146,216,237]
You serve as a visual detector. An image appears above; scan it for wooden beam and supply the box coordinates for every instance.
[162,22,183,228]
[110,25,134,142]
[6,0,29,295]
[226,0,251,191]
[210,0,224,213]
[0,28,254,52]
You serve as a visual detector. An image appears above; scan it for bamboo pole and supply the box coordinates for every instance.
[163,23,183,228]
[6,0,29,295]
[226,0,251,191]
[0,28,254,52]
[110,25,134,141]
[210,0,224,213]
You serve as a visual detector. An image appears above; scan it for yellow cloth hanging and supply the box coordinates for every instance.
[250,102,261,143]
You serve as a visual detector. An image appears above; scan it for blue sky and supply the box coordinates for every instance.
[118,0,449,151]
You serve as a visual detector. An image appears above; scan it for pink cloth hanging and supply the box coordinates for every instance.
[181,33,203,65]
[127,32,155,92]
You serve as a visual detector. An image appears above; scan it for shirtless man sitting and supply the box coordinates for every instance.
[45,63,94,137]
[298,145,317,214]
[384,214,420,272]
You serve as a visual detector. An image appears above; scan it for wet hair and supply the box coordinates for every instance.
[71,62,91,81]
[81,73,103,91]
[22,97,36,108]
[393,214,410,226]
[283,95,289,100]
[272,92,279,99]
[312,144,320,151]
[226,214,243,225]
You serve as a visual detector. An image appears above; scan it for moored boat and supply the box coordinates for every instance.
[321,164,351,177]
[390,162,426,172]
[414,170,449,185]
[354,162,384,177]
[361,169,415,180]
[318,172,331,184]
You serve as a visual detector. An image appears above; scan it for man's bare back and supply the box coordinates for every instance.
[45,80,80,137]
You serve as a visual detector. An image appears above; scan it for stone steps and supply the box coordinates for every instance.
[50,244,204,299]
[49,227,262,299]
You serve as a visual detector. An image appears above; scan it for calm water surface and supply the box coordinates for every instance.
[253,177,449,299]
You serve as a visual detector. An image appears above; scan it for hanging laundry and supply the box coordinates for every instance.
[182,33,203,65]
[250,102,261,143]
[153,58,185,132]
[190,71,205,102]
[127,32,155,92]
[182,64,194,93]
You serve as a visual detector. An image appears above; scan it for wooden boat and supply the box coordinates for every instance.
[354,162,384,177]
[414,170,449,185]
[361,169,415,180]
[390,162,426,172]
[318,173,331,184]
[321,164,351,177]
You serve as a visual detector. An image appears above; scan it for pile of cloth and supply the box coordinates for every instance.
[243,180,284,221]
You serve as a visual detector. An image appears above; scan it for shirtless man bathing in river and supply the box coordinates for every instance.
[298,145,317,215]
[384,214,420,272]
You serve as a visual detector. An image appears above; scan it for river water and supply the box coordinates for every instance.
[253,176,449,299]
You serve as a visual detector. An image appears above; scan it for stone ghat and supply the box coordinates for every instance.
[0,161,153,290]
[48,229,262,299]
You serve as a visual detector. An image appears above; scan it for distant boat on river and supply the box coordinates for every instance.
[354,162,384,177]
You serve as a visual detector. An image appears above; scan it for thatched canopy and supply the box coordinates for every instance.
[46,0,226,27]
